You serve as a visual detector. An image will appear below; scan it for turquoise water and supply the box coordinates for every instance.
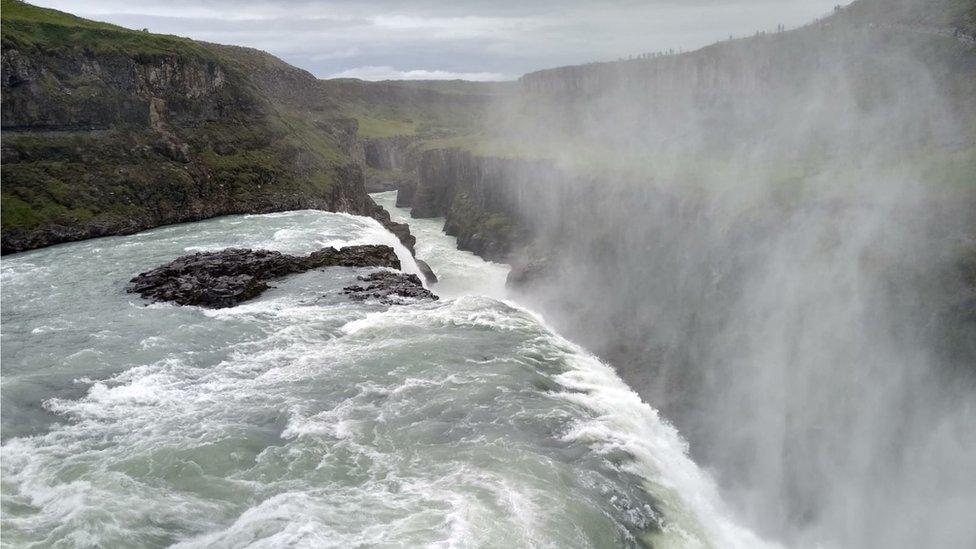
[0,197,767,548]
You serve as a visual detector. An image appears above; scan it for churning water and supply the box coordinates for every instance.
[0,193,768,548]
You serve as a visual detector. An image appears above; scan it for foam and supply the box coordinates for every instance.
[1,206,771,548]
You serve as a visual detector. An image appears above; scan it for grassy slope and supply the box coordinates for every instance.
[321,79,495,140]
[0,0,340,240]
[1,0,203,52]
[0,1,490,250]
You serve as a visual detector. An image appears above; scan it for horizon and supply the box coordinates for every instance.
[27,0,849,81]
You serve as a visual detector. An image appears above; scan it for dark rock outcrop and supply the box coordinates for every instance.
[127,245,400,308]
[412,149,463,218]
[367,202,416,255]
[408,148,532,263]
[506,256,556,289]
[396,179,417,207]
[416,259,438,284]
[343,271,438,304]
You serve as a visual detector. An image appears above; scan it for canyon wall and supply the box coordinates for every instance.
[396,3,976,544]
[0,11,370,253]
[0,1,496,255]
[396,148,545,262]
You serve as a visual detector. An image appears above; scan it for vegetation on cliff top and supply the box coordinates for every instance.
[1,0,215,57]
[0,0,490,253]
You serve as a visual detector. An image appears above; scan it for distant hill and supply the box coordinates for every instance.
[368,79,517,96]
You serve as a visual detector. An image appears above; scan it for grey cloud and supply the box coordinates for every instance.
[31,0,848,79]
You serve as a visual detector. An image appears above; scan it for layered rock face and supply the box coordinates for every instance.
[364,136,414,171]
[394,3,976,541]
[398,148,537,263]
[1,49,239,131]
[0,35,376,253]
[362,136,420,193]
[0,2,448,256]
[127,245,401,308]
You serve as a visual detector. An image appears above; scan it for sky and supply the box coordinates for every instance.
[31,0,848,81]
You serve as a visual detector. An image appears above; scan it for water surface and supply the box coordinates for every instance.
[1,198,764,548]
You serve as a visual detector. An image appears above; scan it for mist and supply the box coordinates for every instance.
[3,0,975,546]
[476,6,976,547]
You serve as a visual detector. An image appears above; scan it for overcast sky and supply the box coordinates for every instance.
[32,1,848,80]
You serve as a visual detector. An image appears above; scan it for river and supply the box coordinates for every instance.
[0,192,768,548]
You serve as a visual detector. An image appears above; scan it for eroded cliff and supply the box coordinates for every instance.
[396,148,534,263]
[0,0,492,255]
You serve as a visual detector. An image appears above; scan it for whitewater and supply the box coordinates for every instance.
[0,191,770,548]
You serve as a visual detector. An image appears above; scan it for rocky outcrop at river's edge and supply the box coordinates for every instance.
[415,259,438,284]
[126,244,434,308]
[367,201,416,255]
[344,271,438,304]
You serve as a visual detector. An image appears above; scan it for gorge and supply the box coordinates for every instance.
[2,0,975,547]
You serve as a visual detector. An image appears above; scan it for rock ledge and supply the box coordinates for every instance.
[127,245,400,308]
[343,271,438,304]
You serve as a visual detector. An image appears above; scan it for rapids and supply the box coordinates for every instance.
[0,194,769,548]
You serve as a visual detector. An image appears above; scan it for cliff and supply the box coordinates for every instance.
[391,2,976,538]
[403,0,976,273]
[362,135,418,192]
[396,148,538,262]
[514,0,976,162]
[0,0,492,255]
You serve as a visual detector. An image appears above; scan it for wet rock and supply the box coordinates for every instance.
[507,256,556,288]
[416,258,438,284]
[366,178,399,193]
[367,202,416,255]
[343,271,438,304]
[364,136,415,171]
[395,179,417,208]
[127,245,399,308]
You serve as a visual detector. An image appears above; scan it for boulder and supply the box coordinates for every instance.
[506,256,556,288]
[416,259,438,284]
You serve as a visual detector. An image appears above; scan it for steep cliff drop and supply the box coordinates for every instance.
[0,0,484,256]
[1,203,774,548]
[378,1,976,546]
